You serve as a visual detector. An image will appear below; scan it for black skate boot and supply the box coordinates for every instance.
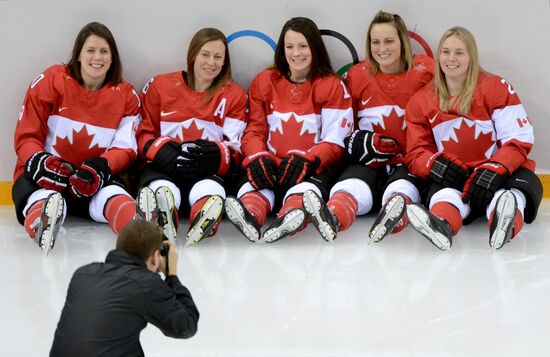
[489,190,517,251]
[32,192,64,255]
[302,190,339,242]
[406,203,453,251]
[224,196,261,243]
[368,194,406,243]
[261,208,306,243]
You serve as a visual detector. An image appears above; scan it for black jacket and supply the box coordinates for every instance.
[50,249,199,356]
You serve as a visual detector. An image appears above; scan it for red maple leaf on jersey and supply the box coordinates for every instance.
[268,114,316,156]
[440,120,494,164]
[180,119,205,141]
[371,107,406,152]
[53,125,105,167]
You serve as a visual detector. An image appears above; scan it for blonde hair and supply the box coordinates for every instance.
[366,10,413,75]
[435,26,481,115]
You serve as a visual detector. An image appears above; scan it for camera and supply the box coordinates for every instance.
[159,243,169,257]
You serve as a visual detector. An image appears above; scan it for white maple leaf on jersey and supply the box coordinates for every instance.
[267,111,318,137]
[46,116,112,151]
[433,117,496,155]
[357,105,405,131]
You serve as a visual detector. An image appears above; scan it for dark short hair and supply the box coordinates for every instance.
[67,21,123,87]
[116,220,163,261]
[274,17,334,80]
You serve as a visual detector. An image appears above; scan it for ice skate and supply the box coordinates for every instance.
[302,190,338,242]
[224,196,261,243]
[489,190,517,252]
[32,192,64,255]
[136,187,158,223]
[155,186,178,241]
[186,195,224,245]
[368,194,406,244]
[406,203,452,251]
[261,208,306,243]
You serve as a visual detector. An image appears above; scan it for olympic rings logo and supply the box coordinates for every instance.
[227,29,433,76]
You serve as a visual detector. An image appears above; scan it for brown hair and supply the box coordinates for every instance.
[274,17,335,81]
[67,22,123,87]
[116,220,163,261]
[185,27,232,104]
[435,26,480,115]
[366,10,413,75]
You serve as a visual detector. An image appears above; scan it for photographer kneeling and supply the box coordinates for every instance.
[50,220,199,356]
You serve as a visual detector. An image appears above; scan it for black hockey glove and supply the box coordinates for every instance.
[344,130,400,167]
[25,151,75,192]
[144,137,186,177]
[277,150,320,189]
[462,162,509,213]
[178,139,234,177]
[69,156,110,198]
[428,153,469,190]
[243,151,277,190]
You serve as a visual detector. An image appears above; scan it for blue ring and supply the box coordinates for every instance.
[227,30,276,51]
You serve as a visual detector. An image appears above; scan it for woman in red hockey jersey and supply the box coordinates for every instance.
[136,27,247,244]
[405,26,543,251]
[13,22,142,254]
[301,10,434,242]
[224,17,353,243]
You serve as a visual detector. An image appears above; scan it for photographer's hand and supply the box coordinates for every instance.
[161,240,178,276]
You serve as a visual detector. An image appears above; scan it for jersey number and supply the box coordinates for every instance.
[339,80,351,99]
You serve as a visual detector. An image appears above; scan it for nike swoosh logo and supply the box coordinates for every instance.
[361,97,372,106]
[160,110,177,117]
[58,106,68,112]
[429,113,438,124]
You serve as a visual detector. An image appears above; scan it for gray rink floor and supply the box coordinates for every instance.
[1,200,550,357]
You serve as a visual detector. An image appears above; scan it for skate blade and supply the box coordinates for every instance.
[155,188,177,241]
[260,210,305,244]
[368,195,405,244]
[407,205,451,252]
[490,192,516,252]
[138,187,157,222]
[186,196,223,246]
[41,193,64,256]
[224,198,259,243]
[302,191,335,243]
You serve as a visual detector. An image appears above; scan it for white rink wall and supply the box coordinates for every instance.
[1,0,549,180]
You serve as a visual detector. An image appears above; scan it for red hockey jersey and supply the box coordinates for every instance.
[406,71,535,178]
[345,55,434,163]
[13,65,141,179]
[137,71,247,158]
[243,69,353,172]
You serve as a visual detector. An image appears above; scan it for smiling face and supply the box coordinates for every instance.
[192,39,225,91]
[439,35,470,85]
[370,23,402,74]
[79,34,112,89]
[284,29,312,81]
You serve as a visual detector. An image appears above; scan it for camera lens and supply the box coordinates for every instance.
[160,243,169,256]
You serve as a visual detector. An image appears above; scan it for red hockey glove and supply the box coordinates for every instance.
[344,130,400,167]
[69,156,110,198]
[243,151,277,190]
[462,162,509,213]
[428,152,469,190]
[144,137,187,178]
[25,151,75,192]
[277,150,320,189]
